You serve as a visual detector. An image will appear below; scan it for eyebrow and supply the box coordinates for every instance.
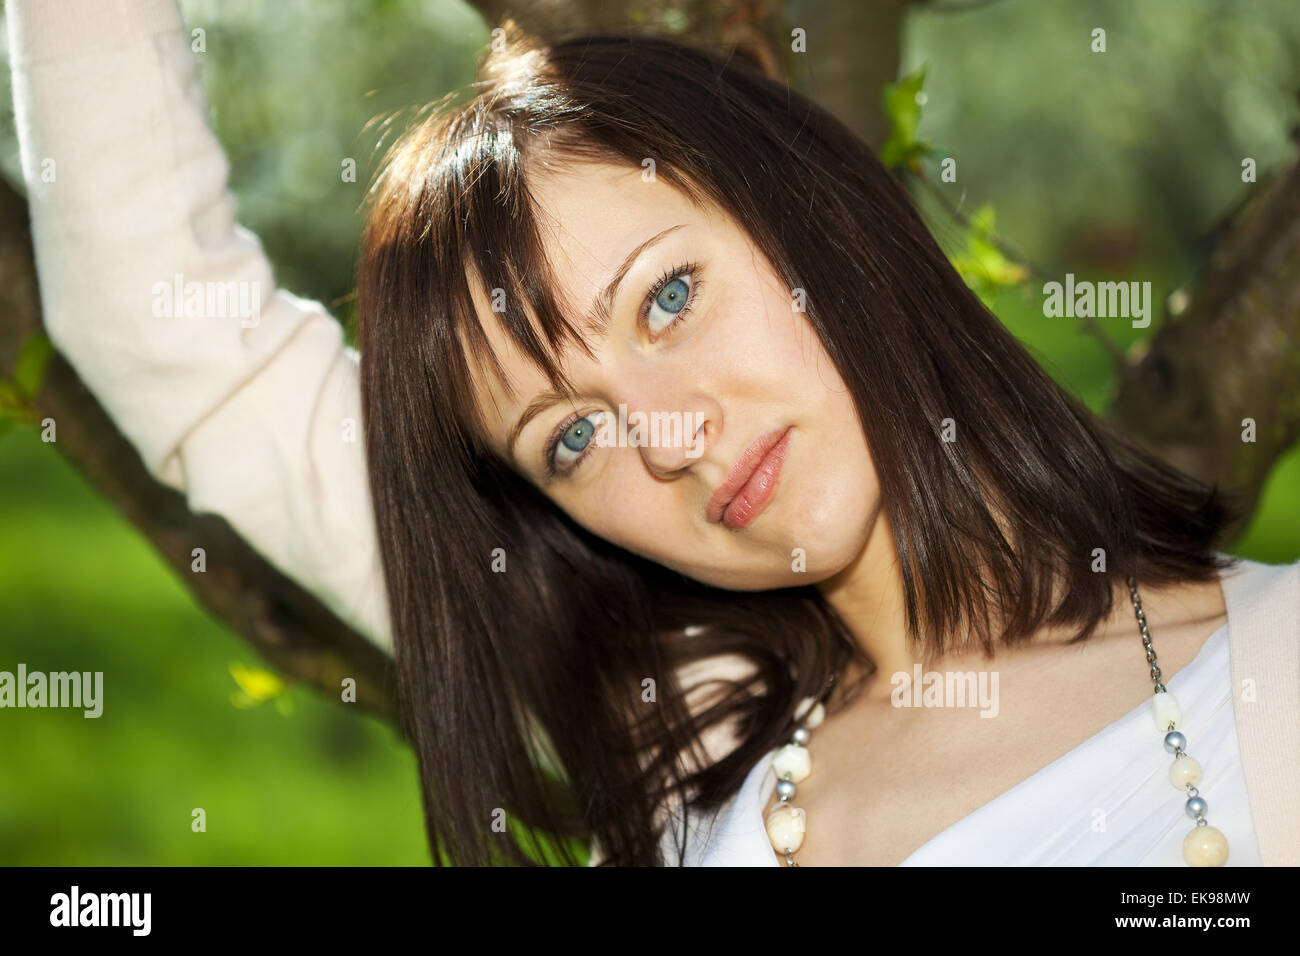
[504,223,687,467]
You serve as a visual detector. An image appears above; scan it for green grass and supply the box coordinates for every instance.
[0,427,430,865]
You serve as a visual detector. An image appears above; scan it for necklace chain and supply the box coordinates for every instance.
[1128,574,1167,693]
[765,575,1230,866]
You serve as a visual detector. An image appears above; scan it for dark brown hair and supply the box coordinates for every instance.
[355,22,1238,865]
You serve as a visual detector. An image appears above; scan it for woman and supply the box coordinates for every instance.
[10,1,1299,867]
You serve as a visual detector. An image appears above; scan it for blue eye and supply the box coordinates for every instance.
[656,277,689,312]
[642,262,703,338]
[545,410,610,478]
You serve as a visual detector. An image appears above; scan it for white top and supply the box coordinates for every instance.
[664,621,1264,865]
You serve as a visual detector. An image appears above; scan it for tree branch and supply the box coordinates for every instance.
[1109,152,1300,536]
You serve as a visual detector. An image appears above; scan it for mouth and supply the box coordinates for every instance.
[707,426,793,530]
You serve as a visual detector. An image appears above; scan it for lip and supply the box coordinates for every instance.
[707,426,792,529]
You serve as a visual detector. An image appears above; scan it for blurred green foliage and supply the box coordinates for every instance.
[0,0,1298,865]
[0,428,430,864]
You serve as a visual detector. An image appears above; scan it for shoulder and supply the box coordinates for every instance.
[1219,553,1300,631]
[1216,553,1300,864]
[1218,552,1300,679]
[653,783,746,866]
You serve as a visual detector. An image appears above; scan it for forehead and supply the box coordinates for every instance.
[465,159,707,458]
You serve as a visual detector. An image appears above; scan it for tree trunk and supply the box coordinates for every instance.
[465,0,909,147]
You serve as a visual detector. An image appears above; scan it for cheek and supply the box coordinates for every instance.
[790,343,883,548]
[803,433,879,543]
[710,260,818,380]
[552,474,668,554]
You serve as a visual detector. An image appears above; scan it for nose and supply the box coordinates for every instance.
[637,410,711,477]
[611,368,715,478]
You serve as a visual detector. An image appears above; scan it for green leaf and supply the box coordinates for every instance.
[0,380,24,414]
[13,332,53,400]
[969,203,996,236]
[879,64,932,171]
[228,661,286,701]
[949,203,1029,304]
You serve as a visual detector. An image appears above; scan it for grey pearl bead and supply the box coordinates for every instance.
[1163,730,1187,754]
[791,727,811,746]
[776,779,797,801]
[1185,795,1208,819]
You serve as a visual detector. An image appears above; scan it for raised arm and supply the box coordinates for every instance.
[6,0,392,651]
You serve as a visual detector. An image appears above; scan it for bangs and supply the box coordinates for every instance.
[440,127,714,466]
[378,101,608,467]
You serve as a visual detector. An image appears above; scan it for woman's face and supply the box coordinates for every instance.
[468,159,880,590]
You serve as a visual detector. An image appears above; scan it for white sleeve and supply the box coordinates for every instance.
[6,0,392,652]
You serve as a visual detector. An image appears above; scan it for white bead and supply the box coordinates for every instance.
[790,697,821,723]
[794,696,815,722]
[772,743,812,783]
[1182,825,1229,866]
[794,696,825,727]
[805,702,825,728]
[1169,755,1202,789]
[1152,692,1181,732]
[765,804,806,853]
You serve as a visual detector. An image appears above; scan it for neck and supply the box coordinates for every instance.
[814,510,919,699]
[814,513,1183,703]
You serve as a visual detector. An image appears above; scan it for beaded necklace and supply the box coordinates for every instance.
[765,575,1230,866]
